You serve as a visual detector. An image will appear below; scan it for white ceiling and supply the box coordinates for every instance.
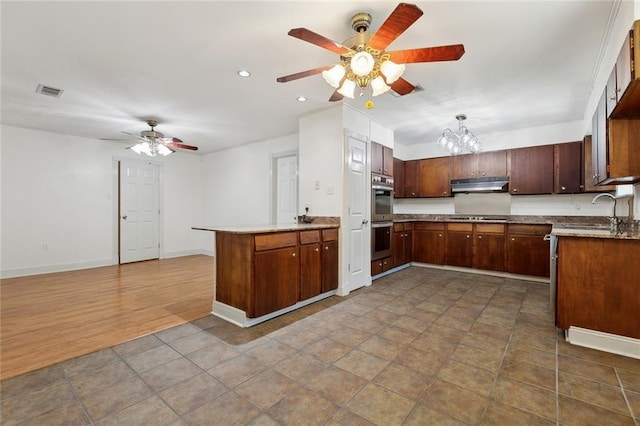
[1,1,616,154]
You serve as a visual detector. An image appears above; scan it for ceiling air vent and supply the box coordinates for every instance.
[390,84,423,98]
[35,84,63,97]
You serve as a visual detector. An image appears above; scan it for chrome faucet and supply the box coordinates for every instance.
[591,193,619,232]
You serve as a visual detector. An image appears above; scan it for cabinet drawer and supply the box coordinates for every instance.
[414,222,445,231]
[254,232,297,251]
[508,224,551,236]
[322,228,338,242]
[393,223,404,232]
[447,222,473,232]
[474,223,505,234]
[300,230,320,245]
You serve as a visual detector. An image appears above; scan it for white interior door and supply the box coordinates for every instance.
[275,154,298,225]
[345,133,368,292]
[120,160,160,263]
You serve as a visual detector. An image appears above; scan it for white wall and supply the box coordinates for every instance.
[1,124,203,278]
[201,133,298,228]
[298,107,344,217]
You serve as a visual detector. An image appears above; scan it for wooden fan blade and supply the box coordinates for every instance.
[165,141,198,151]
[366,3,423,52]
[288,28,352,55]
[328,90,344,102]
[388,44,465,64]
[277,65,334,83]
[390,77,415,96]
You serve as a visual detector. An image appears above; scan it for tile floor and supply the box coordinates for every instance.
[1,267,639,425]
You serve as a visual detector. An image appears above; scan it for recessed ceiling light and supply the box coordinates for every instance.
[237,70,251,78]
[297,96,307,102]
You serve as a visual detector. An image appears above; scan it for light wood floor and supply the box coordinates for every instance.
[0,255,214,380]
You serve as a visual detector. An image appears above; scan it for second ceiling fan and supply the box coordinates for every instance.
[277,3,465,105]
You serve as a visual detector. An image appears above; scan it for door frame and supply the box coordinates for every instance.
[270,150,299,225]
[111,157,165,265]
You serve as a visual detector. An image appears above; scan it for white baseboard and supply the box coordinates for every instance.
[411,262,550,283]
[0,259,114,279]
[567,326,640,359]
[163,249,212,259]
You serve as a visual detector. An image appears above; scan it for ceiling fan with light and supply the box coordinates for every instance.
[102,120,198,157]
[277,3,465,108]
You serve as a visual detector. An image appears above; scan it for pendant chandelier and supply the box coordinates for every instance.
[436,114,481,155]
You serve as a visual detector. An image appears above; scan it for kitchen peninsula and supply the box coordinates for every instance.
[193,223,339,327]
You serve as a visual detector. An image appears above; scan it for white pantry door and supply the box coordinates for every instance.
[119,160,160,263]
[276,154,298,225]
[346,132,368,292]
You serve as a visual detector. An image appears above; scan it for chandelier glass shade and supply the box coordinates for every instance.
[321,48,405,99]
[436,114,481,155]
[130,140,173,157]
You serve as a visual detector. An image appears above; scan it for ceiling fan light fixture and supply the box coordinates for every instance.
[322,64,346,88]
[371,76,391,96]
[350,51,375,77]
[380,60,405,84]
[337,79,356,98]
[130,141,151,156]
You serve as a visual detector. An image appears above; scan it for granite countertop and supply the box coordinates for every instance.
[393,214,609,226]
[551,224,640,240]
[192,223,339,234]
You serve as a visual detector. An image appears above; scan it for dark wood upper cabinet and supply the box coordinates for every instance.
[393,158,404,197]
[451,151,507,180]
[418,157,451,197]
[509,145,554,195]
[583,135,617,192]
[403,160,420,198]
[554,141,583,194]
[371,141,393,176]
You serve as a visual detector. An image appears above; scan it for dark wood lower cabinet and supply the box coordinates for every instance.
[413,223,445,265]
[371,257,392,276]
[445,223,473,268]
[506,224,551,277]
[321,240,338,292]
[473,224,505,271]
[254,247,299,317]
[393,223,413,267]
[557,237,640,339]
[300,243,321,300]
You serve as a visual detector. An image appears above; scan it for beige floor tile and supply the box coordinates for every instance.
[437,359,497,396]
[158,372,227,416]
[364,308,402,325]
[154,323,201,343]
[273,328,322,350]
[324,408,374,425]
[558,394,635,426]
[491,376,556,421]
[267,387,338,425]
[347,383,415,426]
[617,367,640,393]
[460,331,508,353]
[207,354,268,388]
[468,321,513,342]
[333,349,388,380]
[138,357,203,392]
[182,391,260,426]
[305,366,368,406]
[0,380,76,424]
[499,358,556,391]
[482,399,555,425]
[625,390,640,420]
[96,395,179,425]
[395,345,448,376]
[67,358,136,398]
[184,339,241,370]
[246,413,280,426]
[358,334,404,361]
[81,375,154,422]
[124,344,182,373]
[273,352,328,383]
[450,343,505,373]
[244,339,298,366]
[0,364,66,400]
[557,354,619,386]
[372,362,431,400]
[402,403,466,425]
[558,371,630,415]
[302,337,352,363]
[329,326,371,347]
[112,334,165,358]
[17,401,89,426]
[62,348,120,377]
[503,345,556,370]
[421,379,488,424]
[167,330,219,355]
[235,369,298,410]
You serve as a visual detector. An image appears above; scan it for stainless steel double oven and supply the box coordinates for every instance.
[371,173,393,260]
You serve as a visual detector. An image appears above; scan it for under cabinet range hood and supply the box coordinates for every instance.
[451,176,509,193]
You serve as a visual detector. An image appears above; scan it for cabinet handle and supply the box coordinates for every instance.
[470,173,475,177]
[513,188,518,193]
[411,192,416,196]
[292,252,296,257]
[438,234,442,237]
[315,247,319,252]
[466,235,470,239]
[481,172,486,176]
[478,235,482,239]
[609,96,617,101]
[561,186,566,191]
[443,191,448,195]
[511,238,515,241]
[325,246,329,250]
[404,233,409,237]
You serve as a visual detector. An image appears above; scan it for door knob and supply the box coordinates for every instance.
[362,219,369,225]
[121,215,128,220]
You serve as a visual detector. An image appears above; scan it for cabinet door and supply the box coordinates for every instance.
[413,227,445,265]
[478,151,507,177]
[418,157,451,197]
[451,154,477,179]
[403,230,413,265]
[505,225,550,277]
[371,142,384,175]
[392,230,405,267]
[321,240,338,292]
[606,67,618,118]
[509,145,554,195]
[371,259,383,276]
[300,243,321,300]
[554,142,583,194]
[446,231,473,268]
[383,147,393,176]
[404,160,420,197]
[583,136,616,192]
[254,247,299,317]
[592,90,608,185]
[473,233,505,271]
[393,158,404,197]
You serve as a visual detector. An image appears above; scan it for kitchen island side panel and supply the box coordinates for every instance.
[215,232,254,315]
